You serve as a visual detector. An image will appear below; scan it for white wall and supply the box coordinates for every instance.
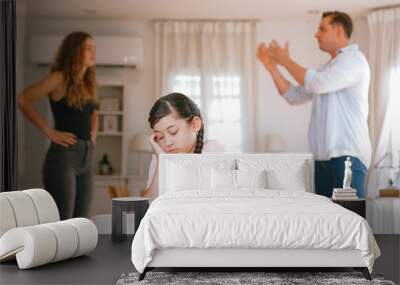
[352,17,369,56]
[18,15,369,187]
[255,19,329,152]
[19,17,155,188]
[254,17,369,153]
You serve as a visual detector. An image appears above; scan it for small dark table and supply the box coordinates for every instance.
[112,197,150,242]
[332,198,366,218]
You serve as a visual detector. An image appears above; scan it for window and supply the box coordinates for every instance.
[388,66,400,167]
[171,74,243,151]
[171,75,201,108]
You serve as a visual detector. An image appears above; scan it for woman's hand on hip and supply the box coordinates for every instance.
[45,128,77,147]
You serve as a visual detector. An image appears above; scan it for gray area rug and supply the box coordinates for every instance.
[116,271,396,285]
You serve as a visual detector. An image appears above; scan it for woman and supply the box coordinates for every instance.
[143,92,224,200]
[18,31,98,219]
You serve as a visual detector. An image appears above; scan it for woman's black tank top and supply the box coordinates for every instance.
[50,97,97,140]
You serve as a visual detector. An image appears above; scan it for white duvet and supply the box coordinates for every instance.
[131,190,380,273]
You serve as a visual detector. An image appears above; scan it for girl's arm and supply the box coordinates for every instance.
[145,167,159,200]
[141,155,159,200]
[140,134,165,200]
[18,71,77,147]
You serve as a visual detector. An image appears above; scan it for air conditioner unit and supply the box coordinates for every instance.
[29,35,143,69]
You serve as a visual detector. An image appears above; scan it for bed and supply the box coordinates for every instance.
[131,153,380,280]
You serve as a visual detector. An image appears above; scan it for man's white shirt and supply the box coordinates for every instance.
[283,44,371,167]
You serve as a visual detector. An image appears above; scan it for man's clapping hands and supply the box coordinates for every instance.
[257,39,290,72]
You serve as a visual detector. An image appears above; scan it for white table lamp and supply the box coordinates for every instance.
[129,134,152,177]
[129,134,152,153]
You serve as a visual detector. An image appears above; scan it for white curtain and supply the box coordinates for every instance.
[154,21,257,151]
[367,7,400,197]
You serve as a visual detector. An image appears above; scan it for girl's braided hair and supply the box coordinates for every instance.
[148,93,204,153]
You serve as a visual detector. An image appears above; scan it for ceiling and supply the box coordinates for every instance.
[21,0,400,20]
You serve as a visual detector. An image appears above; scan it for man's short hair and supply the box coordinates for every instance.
[322,11,353,38]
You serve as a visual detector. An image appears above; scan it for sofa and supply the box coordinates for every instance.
[0,188,98,269]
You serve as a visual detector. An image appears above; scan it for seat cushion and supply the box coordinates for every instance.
[0,218,98,269]
[0,196,17,237]
[0,189,59,238]
[24,189,59,223]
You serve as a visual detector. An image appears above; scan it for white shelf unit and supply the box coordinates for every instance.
[94,78,128,177]
[90,78,129,217]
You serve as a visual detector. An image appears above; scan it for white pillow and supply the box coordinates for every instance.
[167,162,212,191]
[236,169,267,189]
[237,158,309,191]
[266,163,306,191]
[211,169,268,190]
[212,168,236,190]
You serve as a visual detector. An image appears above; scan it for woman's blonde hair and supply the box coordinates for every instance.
[51,31,97,109]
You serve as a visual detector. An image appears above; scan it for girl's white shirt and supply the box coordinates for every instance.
[146,140,225,195]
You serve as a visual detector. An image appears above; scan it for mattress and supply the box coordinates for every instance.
[131,190,380,273]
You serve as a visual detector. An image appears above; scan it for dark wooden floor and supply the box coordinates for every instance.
[0,235,398,285]
[0,235,134,285]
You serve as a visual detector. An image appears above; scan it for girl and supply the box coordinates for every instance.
[143,92,224,199]
[18,31,98,219]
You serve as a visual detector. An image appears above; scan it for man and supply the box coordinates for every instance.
[257,11,371,198]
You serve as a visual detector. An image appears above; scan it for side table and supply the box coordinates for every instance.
[332,198,366,218]
[112,197,150,242]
